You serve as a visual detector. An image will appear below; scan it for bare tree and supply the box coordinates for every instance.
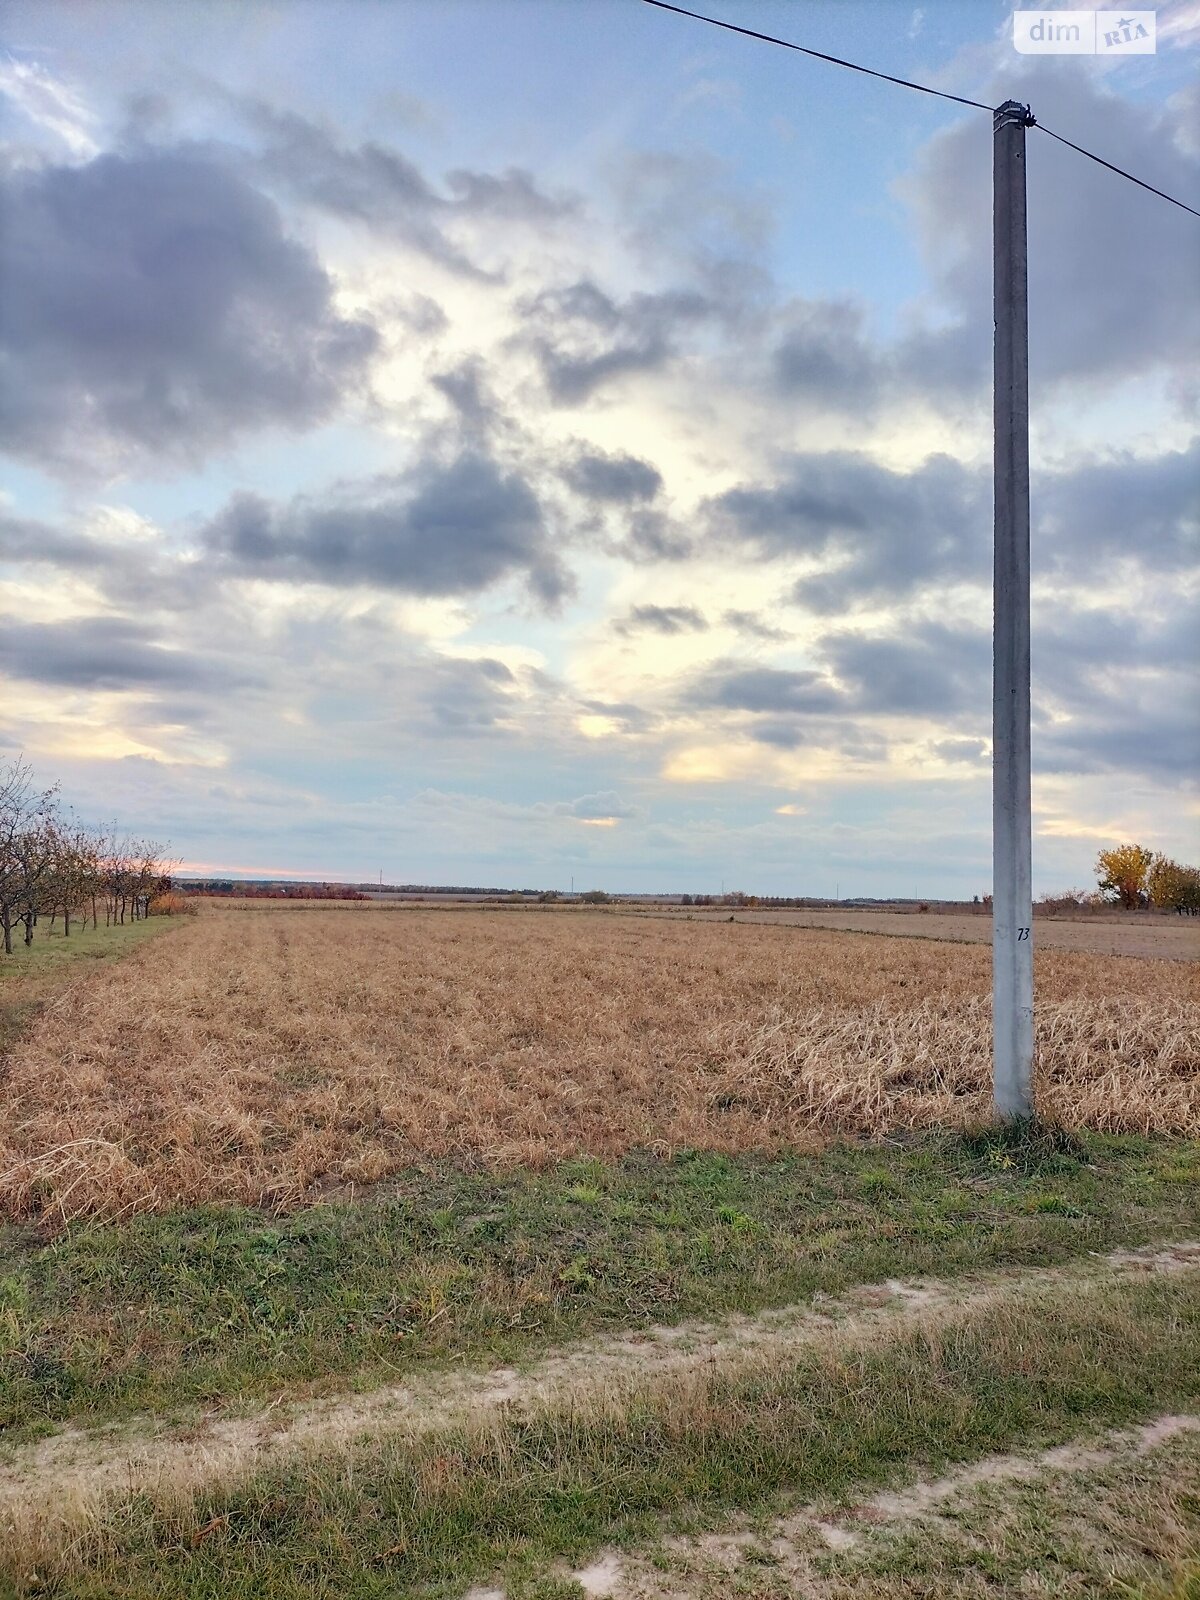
[0,759,58,957]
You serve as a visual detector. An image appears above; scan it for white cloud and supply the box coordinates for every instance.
[0,56,98,159]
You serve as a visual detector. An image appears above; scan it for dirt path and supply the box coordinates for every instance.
[3,1239,1197,1554]
[535,1413,1200,1599]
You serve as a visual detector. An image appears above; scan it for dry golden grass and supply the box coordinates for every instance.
[0,903,1196,1223]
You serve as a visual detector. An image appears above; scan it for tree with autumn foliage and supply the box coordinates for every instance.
[1095,843,1200,912]
[1147,853,1200,914]
[1095,843,1154,908]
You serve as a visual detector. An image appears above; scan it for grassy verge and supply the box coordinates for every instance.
[3,1130,1198,1436]
[654,1427,1200,1598]
[0,917,172,1055]
[16,1269,1200,1597]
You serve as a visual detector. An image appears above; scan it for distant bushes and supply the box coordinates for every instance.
[148,892,199,918]
[184,882,369,900]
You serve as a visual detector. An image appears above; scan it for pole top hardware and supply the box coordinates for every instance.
[994,100,1036,131]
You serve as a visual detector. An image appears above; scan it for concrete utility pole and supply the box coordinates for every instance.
[992,99,1035,1120]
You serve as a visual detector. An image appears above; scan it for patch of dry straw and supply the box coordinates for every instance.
[0,906,1195,1223]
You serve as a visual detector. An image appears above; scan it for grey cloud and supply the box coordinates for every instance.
[563,450,662,504]
[773,299,884,408]
[0,615,257,692]
[616,604,708,636]
[0,511,217,615]
[823,624,990,716]
[762,441,1200,621]
[578,698,653,734]
[0,145,378,474]
[721,609,791,641]
[1037,441,1200,574]
[815,598,1198,783]
[431,360,498,440]
[750,719,807,749]
[1035,689,1198,781]
[621,509,694,563]
[902,62,1200,392]
[679,658,894,756]
[0,512,98,568]
[520,278,713,403]
[932,736,988,764]
[250,103,571,278]
[1030,596,1199,781]
[685,662,844,715]
[421,655,516,733]
[556,790,638,820]
[709,451,986,612]
[203,453,570,605]
[1034,598,1199,688]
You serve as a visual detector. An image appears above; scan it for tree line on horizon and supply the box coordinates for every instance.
[0,757,172,956]
[184,880,369,900]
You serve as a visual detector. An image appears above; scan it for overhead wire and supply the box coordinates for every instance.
[1032,120,1200,218]
[640,0,1200,220]
[639,0,992,111]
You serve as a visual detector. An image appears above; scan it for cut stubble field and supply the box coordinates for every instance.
[1,902,1196,1224]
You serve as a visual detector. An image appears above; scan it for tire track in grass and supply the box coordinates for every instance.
[551,1416,1200,1598]
[2,1239,1197,1557]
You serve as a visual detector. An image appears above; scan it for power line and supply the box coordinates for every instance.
[1033,120,1200,219]
[639,0,992,112]
[640,0,1200,220]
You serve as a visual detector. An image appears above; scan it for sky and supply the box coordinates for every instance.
[1,0,1197,896]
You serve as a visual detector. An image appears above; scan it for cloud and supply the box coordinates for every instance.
[702,441,1193,620]
[0,616,256,693]
[1030,597,1200,782]
[772,299,885,409]
[0,511,100,568]
[823,623,990,716]
[249,102,572,277]
[620,510,695,563]
[684,662,844,715]
[721,609,791,641]
[0,144,377,475]
[555,790,638,822]
[563,450,663,504]
[615,604,708,636]
[520,278,714,403]
[1038,441,1200,574]
[577,699,654,736]
[932,737,988,764]
[430,359,499,440]
[901,62,1200,392]
[708,451,986,612]
[202,452,570,605]
[0,57,98,158]
[419,655,518,733]
[1158,0,1200,51]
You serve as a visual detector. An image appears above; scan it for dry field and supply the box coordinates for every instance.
[1,902,1196,1224]
[664,906,1200,961]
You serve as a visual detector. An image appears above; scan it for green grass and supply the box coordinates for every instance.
[17,1269,1200,1598]
[0,917,172,1054]
[3,1131,1198,1438]
[650,1427,1200,1598]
